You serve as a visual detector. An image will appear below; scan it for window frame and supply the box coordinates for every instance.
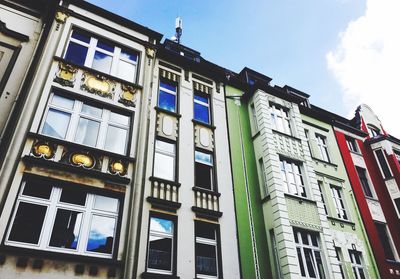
[194,221,222,279]
[153,138,176,182]
[346,136,359,153]
[335,247,346,279]
[258,158,269,196]
[64,28,139,83]
[355,166,374,198]
[40,92,132,155]
[250,103,259,133]
[374,221,398,261]
[157,78,178,113]
[348,250,367,279]
[280,158,306,197]
[367,125,380,138]
[270,103,291,135]
[193,90,211,124]
[315,133,330,162]
[146,213,177,275]
[5,178,122,259]
[330,185,348,220]
[374,149,392,179]
[317,181,328,215]
[194,149,215,191]
[294,228,326,279]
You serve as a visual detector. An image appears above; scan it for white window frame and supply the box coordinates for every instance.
[346,136,359,153]
[348,250,368,279]
[270,229,282,279]
[195,223,219,279]
[64,29,139,83]
[5,180,119,259]
[316,134,330,162]
[374,221,399,261]
[194,91,211,124]
[330,185,348,220]
[258,158,268,196]
[147,216,175,275]
[335,247,346,279]
[305,129,313,157]
[373,149,393,179]
[40,93,131,155]
[355,166,374,198]
[158,79,178,112]
[250,103,259,133]
[270,103,291,135]
[367,125,380,138]
[294,229,326,279]
[195,150,214,191]
[317,181,328,215]
[280,158,306,197]
[153,139,176,181]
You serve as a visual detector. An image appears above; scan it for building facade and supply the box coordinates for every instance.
[334,104,400,278]
[0,1,162,278]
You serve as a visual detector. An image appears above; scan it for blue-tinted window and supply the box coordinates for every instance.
[65,42,88,66]
[97,40,114,52]
[194,93,210,124]
[121,50,138,62]
[71,30,90,43]
[158,81,177,112]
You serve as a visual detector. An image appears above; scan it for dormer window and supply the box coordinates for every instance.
[367,125,380,138]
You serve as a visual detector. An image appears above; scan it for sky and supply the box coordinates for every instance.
[87,0,400,137]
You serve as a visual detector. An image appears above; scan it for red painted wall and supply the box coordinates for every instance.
[335,130,400,278]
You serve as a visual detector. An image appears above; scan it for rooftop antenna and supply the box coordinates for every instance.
[172,16,182,44]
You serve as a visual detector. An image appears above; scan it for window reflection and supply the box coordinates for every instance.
[43,109,71,139]
[75,118,100,147]
[92,51,112,74]
[49,209,82,249]
[94,195,118,213]
[86,215,116,254]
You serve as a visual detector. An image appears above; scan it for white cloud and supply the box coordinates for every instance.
[327,0,400,137]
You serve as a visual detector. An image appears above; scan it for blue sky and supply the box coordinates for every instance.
[87,0,400,136]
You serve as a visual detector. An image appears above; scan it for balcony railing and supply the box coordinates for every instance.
[192,187,222,219]
[147,177,181,211]
[24,133,133,184]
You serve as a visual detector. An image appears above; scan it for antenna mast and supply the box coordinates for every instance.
[175,17,182,44]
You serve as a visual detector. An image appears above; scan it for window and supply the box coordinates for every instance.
[316,134,330,162]
[6,179,120,258]
[158,79,177,112]
[335,247,346,279]
[195,222,220,279]
[356,167,373,198]
[154,139,176,181]
[374,149,392,179]
[195,150,214,191]
[280,158,306,197]
[305,130,312,156]
[194,92,210,124]
[395,198,400,216]
[367,125,380,138]
[270,229,282,279]
[375,222,396,261]
[64,29,139,82]
[349,250,367,279]
[250,103,259,132]
[294,228,326,279]
[317,181,328,215]
[270,103,291,135]
[330,186,348,220]
[258,158,268,195]
[41,93,130,154]
[147,216,175,274]
[346,136,359,153]
[394,150,400,164]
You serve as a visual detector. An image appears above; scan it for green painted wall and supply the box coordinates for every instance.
[225,85,271,279]
[301,114,380,279]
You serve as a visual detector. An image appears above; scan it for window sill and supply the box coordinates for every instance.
[261,194,271,204]
[349,150,362,156]
[54,56,143,89]
[192,119,216,130]
[327,216,356,227]
[365,196,379,202]
[284,193,316,204]
[154,106,182,118]
[141,272,180,279]
[312,157,338,168]
[0,244,122,266]
[271,129,301,141]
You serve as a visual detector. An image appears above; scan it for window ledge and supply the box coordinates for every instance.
[272,129,301,141]
[141,272,180,279]
[251,130,260,140]
[192,186,221,197]
[54,56,143,89]
[261,194,271,203]
[327,216,356,227]
[191,206,223,220]
[349,150,362,156]
[284,193,317,204]
[385,259,400,266]
[0,245,122,266]
[365,196,379,202]
[23,156,130,185]
[312,157,338,168]
[146,197,181,212]
[154,106,182,118]
[192,119,216,130]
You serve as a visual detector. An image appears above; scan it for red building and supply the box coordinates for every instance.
[334,104,400,278]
